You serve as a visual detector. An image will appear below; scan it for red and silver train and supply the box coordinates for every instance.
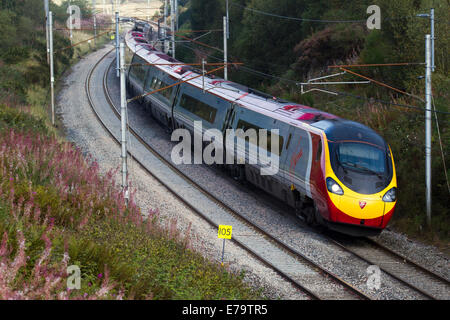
[123,23,397,236]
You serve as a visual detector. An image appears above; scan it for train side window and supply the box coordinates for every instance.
[151,77,158,89]
[180,94,217,123]
[130,56,147,84]
[236,119,284,156]
[159,80,173,100]
[316,139,322,162]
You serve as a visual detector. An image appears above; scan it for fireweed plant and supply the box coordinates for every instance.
[0,105,261,300]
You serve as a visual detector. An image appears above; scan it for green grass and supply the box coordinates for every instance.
[0,104,263,299]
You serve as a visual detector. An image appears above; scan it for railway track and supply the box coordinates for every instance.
[86,46,449,300]
[327,235,450,299]
[85,47,374,300]
[231,179,450,300]
[230,180,450,300]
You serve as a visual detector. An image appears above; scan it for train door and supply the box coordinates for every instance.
[282,126,313,203]
[144,70,176,126]
[128,55,147,97]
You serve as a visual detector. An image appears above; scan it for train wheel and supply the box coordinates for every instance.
[295,197,318,227]
[294,197,304,222]
[303,206,316,226]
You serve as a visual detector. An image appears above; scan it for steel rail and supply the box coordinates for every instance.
[362,237,450,298]
[364,237,450,286]
[325,236,443,300]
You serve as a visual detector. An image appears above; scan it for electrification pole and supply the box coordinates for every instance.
[431,8,435,72]
[49,11,55,126]
[226,0,229,39]
[92,1,97,48]
[111,0,114,22]
[164,0,168,54]
[417,8,435,72]
[93,14,97,48]
[425,34,432,226]
[44,0,49,64]
[175,0,178,30]
[202,58,206,93]
[223,16,228,80]
[170,0,175,58]
[119,41,129,206]
[69,0,73,44]
[116,11,120,77]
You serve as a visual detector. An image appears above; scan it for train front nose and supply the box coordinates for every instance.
[325,175,397,232]
[329,192,386,228]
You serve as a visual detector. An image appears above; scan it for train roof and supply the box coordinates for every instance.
[124,29,384,142]
[313,119,387,148]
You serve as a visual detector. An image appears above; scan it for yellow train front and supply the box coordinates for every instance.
[312,120,397,237]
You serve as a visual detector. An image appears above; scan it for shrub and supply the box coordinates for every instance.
[0,120,261,299]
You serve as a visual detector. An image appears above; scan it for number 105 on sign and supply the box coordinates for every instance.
[218,225,232,239]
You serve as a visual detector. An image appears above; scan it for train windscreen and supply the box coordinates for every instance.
[336,142,386,174]
[328,141,392,194]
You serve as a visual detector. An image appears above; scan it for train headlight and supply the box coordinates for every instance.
[382,187,397,202]
[326,177,344,195]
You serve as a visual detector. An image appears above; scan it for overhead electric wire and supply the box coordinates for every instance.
[173,23,449,116]
[173,29,223,33]
[127,62,242,67]
[329,62,426,68]
[55,30,111,53]
[171,32,224,53]
[338,67,424,102]
[229,1,442,24]
[229,1,366,23]
[127,65,225,103]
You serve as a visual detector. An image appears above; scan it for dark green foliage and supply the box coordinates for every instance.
[0,0,74,104]
[292,24,366,78]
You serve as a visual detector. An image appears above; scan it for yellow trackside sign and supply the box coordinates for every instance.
[218,225,232,239]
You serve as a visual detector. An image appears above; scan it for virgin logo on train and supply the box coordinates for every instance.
[359,201,367,209]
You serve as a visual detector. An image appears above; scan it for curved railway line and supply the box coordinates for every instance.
[85,46,449,300]
[87,48,373,300]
